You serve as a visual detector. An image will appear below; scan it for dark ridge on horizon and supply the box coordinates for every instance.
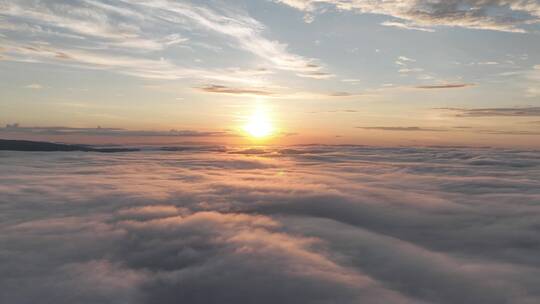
[0,139,139,153]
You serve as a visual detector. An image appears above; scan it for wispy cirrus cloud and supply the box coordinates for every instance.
[275,0,540,32]
[439,106,540,117]
[308,109,359,114]
[526,65,540,97]
[396,56,416,64]
[2,42,271,84]
[195,83,365,99]
[0,0,169,51]
[400,68,424,74]
[358,125,540,136]
[415,83,475,89]
[477,129,540,136]
[381,21,435,32]
[296,71,336,79]
[358,126,448,132]
[0,0,328,84]
[23,83,43,89]
[198,84,275,96]
[127,0,323,73]
[1,124,236,137]
[394,56,427,76]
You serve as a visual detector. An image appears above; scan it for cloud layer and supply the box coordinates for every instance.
[1,145,540,303]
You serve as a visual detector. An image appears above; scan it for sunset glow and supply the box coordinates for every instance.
[243,106,274,139]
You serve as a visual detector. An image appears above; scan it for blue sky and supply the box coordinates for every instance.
[0,0,539,146]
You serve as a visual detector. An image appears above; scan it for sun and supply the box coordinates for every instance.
[243,106,273,139]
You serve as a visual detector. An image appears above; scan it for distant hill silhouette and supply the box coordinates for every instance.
[0,139,139,153]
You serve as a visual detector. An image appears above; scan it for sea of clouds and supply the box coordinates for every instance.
[1,145,540,304]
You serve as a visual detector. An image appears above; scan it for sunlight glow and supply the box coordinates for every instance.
[243,106,273,138]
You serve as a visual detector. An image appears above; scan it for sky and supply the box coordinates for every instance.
[2,146,540,303]
[0,0,540,146]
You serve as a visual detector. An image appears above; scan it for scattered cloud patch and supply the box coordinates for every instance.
[342,78,361,83]
[415,83,475,89]
[395,56,426,75]
[396,56,416,65]
[399,68,424,73]
[381,21,435,32]
[198,84,274,96]
[308,109,359,114]
[439,107,540,117]
[24,83,43,89]
[358,126,448,132]
[327,91,354,97]
[296,71,336,79]
[477,130,540,136]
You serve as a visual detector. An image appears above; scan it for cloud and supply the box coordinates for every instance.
[400,68,424,73]
[526,65,540,97]
[0,125,235,137]
[23,83,43,89]
[381,21,435,32]
[415,83,475,89]
[396,56,416,64]
[195,84,362,99]
[130,0,323,73]
[395,56,427,75]
[0,0,328,83]
[198,85,274,96]
[275,0,540,32]
[3,42,271,84]
[477,130,540,136]
[342,78,361,83]
[327,91,354,97]
[358,125,540,136]
[296,71,336,79]
[478,61,500,65]
[358,126,448,132]
[1,145,540,303]
[308,109,359,114]
[0,0,174,51]
[439,107,540,117]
